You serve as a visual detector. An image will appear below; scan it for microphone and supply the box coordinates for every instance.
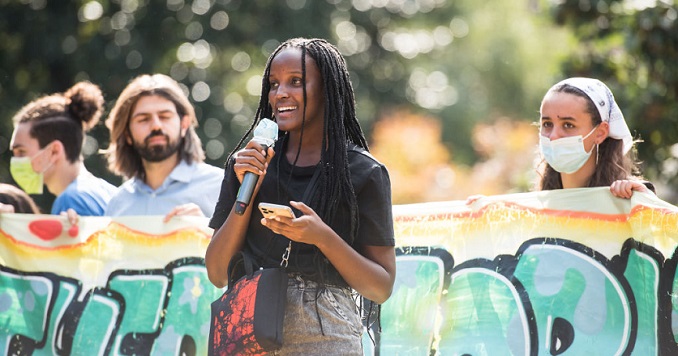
[234,118,279,215]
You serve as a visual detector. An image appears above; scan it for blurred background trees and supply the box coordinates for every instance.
[549,0,678,203]
[0,0,675,210]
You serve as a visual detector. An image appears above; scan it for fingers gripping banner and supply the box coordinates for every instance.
[1,187,678,355]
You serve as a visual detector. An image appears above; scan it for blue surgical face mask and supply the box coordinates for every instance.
[539,126,598,174]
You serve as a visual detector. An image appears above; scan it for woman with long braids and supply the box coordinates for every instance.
[206,38,396,354]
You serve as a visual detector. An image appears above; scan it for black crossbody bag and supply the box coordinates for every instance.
[208,165,320,355]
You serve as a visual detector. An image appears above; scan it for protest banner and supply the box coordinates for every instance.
[2,188,677,355]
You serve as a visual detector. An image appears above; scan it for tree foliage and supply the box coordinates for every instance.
[547,0,678,201]
[0,0,464,190]
[1,0,572,209]
[3,0,673,210]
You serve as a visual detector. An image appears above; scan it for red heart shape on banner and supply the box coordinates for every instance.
[28,220,63,241]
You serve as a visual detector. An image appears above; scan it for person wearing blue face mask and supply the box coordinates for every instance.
[537,77,654,198]
[9,81,117,216]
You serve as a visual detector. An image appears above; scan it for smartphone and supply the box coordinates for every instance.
[258,202,296,219]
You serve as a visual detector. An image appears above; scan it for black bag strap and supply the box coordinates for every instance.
[227,250,258,287]
[230,161,322,283]
[280,163,321,266]
[302,163,322,206]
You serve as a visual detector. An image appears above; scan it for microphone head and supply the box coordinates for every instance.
[253,118,278,147]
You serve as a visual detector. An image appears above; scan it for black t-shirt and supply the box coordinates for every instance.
[209,140,395,286]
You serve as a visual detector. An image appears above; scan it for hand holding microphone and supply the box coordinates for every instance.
[234,118,278,215]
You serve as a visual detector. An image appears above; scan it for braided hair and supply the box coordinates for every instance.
[229,38,368,244]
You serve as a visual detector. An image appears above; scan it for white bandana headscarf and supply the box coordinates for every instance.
[550,77,633,154]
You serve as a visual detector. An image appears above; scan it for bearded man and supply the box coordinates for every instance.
[104,74,223,220]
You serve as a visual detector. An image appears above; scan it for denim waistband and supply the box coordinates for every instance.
[286,272,350,290]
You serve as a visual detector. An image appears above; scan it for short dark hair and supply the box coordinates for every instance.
[12,82,104,163]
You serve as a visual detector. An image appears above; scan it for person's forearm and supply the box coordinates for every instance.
[205,204,252,288]
[315,231,394,304]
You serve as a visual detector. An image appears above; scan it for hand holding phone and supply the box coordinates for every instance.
[258,202,296,219]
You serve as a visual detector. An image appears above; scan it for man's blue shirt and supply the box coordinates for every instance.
[105,160,224,217]
[51,171,117,216]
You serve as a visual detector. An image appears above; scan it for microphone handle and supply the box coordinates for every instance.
[234,172,259,215]
[233,144,270,215]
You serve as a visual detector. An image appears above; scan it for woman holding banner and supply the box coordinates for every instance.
[537,77,654,197]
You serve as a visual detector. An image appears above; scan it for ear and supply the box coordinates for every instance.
[48,140,65,159]
[180,115,190,138]
[595,121,610,144]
